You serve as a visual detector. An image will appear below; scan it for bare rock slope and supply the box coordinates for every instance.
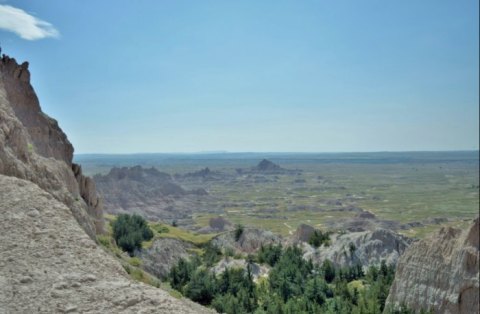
[300,227,412,268]
[385,217,479,314]
[211,228,282,254]
[0,175,212,313]
[139,238,194,280]
[0,55,102,238]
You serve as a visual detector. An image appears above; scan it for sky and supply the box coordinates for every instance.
[0,1,478,153]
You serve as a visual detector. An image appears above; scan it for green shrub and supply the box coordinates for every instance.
[112,214,153,255]
[308,230,331,248]
[257,243,282,267]
[234,224,244,241]
[224,247,235,257]
[153,224,170,234]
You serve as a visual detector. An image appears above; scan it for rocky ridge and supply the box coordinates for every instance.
[0,55,102,238]
[385,217,479,313]
[211,228,282,254]
[236,159,300,175]
[94,165,209,222]
[291,224,412,269]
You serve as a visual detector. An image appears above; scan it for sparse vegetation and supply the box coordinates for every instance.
[129,257,142,267]
[27,142,34,154]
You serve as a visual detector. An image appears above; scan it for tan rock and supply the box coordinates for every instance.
[0,175,213,313]
[0,55,103,237]
[385,218,479,313]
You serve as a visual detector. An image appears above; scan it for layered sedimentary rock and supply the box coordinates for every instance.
[0,55,103,237]
[385,218,479,314]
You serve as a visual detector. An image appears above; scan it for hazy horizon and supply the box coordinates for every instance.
[1,1,478,154]
[73,150,480,158]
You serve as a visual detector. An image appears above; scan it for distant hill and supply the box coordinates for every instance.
[94,165,208,222]
[256,159,282,171]
[236,159,300,175]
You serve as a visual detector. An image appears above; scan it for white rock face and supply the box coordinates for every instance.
[385,218,479,314]
[211,228,282,254]
[0,174,213,313]
[303,229,412,268]
[139,238,194,280]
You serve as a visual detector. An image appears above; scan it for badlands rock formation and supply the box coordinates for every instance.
[0,175,212,313]
[211,228,282,254]
[0,55,102,238]
[385,217,479,314]
[292,223,316,243]
[94,166,208,222]
[302,228,412,268]
[236,159,300,175]
[139,238,194,280]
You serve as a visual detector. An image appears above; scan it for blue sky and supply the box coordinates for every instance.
[1,1,478,153]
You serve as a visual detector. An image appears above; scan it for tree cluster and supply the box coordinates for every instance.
[308,230,331,248]
[168,242,402,313]
[111,214,153,255]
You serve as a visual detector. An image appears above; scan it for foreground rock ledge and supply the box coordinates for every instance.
[0,175,213,313]
[385,216,479,314]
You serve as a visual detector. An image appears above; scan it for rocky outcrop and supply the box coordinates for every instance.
[303,229,412,269]
[236,159,300,175]
[292,223,316,243]
[72,163,104,233]
[0,55,103,237]
[0,56,71,163]
[211,257,271,282]
[138,238,194,280]
[211,228,282,254]
[0,175,213,313]
[256,159,283,172]
[209,216,232,231]
[385,217,479,314]
[327,209,401,232]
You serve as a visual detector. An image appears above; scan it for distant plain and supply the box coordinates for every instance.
[76,151,479,238]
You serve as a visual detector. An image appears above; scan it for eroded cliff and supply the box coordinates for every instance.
[0,55,103,237]
[385,217,479,313]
